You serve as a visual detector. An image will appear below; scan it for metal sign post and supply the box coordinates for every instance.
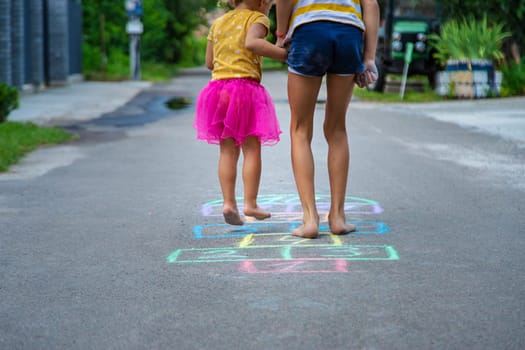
[125,0,143,81]
[400,42,414,99]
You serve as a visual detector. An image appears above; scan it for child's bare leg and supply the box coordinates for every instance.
[241,136,270,220]
[219,139,243,225]
[288,73,322,238]
[324,73,356,234]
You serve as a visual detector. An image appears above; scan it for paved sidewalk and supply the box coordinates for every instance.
[8,80,152,126]
[398,96,525,143]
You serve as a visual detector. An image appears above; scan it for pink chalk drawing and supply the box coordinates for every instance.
[239,260,349,274]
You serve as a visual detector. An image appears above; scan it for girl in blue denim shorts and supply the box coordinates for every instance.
[275,0,379,238]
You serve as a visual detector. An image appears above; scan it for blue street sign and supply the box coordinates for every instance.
[125,0,143,17]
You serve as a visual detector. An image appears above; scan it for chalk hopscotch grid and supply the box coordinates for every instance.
[166,194,399,273]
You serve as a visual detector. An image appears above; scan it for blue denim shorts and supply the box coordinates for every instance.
[287,21,364,77]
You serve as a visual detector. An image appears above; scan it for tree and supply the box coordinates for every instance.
[82,0,218,69]
[162,0,217,62]
[141,0,171,62]
[82,0,128,71]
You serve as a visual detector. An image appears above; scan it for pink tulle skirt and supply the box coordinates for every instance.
[194,78,281,146]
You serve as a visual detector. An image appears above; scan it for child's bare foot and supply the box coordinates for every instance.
[292,222,319,239]
[243,206,271,221]
[223,207,244,226]
[329,218,356,235]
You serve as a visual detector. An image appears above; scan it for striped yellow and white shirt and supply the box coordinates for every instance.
[286,0,364,40]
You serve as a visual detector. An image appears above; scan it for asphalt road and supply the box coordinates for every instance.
[1,70,524,350]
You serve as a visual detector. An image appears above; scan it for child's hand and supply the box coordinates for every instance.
[276,45,288,62]
[356,59,378,88]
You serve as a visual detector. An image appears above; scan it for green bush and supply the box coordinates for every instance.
[438,1,525,61]
[83,48,131,81]
[429,16,511,66]
[500,60,525,97]
[178,36,208,68]
[105,49,130,78]
[82,43,104,73]
[0,83,19,123]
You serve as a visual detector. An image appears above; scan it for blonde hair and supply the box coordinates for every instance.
[218,0,273,8]
[218,0,242,8]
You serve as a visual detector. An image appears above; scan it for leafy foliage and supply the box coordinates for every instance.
[437,0,525,59]
[429,16,510,65]
[82,0,217,77]
[0,83,19,123]
[162,0,214,62]
[500,60,525,96]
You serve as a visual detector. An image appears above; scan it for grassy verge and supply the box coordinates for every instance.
[84,61,179,82]
[353,86,446,103]
[0,122,76,172]
[353,74,446,103]
[85,58,286,82]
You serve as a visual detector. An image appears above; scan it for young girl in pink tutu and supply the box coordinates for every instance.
[194,0,287,225]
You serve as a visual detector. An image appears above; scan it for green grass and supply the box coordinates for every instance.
[0,122,76,172]
[85,58,284,82]
[84,58,180,82]
[142,61,179,81]
[84,63,179,82]
[353,86,446,102]
[353,74,446,103]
